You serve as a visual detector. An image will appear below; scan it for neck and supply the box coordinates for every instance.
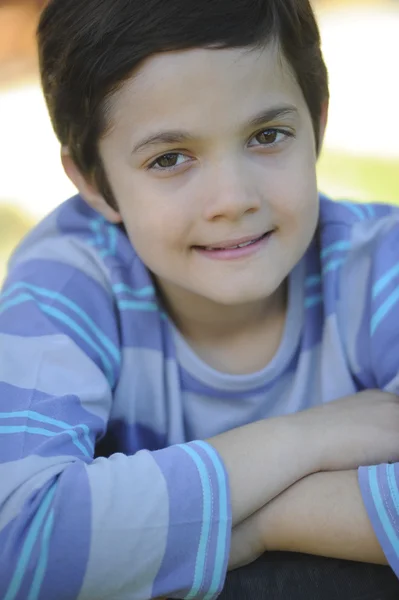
[156,278,288,345]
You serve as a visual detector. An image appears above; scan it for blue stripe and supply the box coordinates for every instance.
[0,294,115,386]
[0,293,34,313]
[89,217,119,259]
[322,258,345,276]
[305,275,321,289]
[179,445,212,600]
[386,464,399,516]
[373,264,399,299]
[0,411,93,453]
[1,282,120,363]
[28,510,55,600]
[117,300,159,312]
[4,484,56,600]
[0,425,91,458]
[112,283,154,298]
[368,467,399,557]
[371,286,399,336]
[89,217,106,246]
[321,240,351,259]
[305,294,323,309]
[341,202,365,220]
[99,249,113,259]
[90,217,105,230]
[193,441,229,600]
[366,204,375,217]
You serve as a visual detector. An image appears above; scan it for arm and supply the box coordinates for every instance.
[229,470,387,570]
[209,389,399,529]
[0,253,235,600]
[219,388,399,574]
[329,207,399,580]
[226,390,399,571]
[228,388,399,575]
[0,245,326,600]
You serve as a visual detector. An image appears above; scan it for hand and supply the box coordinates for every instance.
[294,390,399,472]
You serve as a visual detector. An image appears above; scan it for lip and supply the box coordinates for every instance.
[193,230,273,261]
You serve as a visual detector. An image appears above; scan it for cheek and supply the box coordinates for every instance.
[267,160,318,239]
[276,149,318,214]
[269,177,317,220]
[122,200,191,260]
[109,166,198,258]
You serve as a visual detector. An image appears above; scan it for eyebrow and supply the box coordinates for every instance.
[131,104,298,154]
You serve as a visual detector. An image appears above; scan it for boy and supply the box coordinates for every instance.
[1,0,399,598]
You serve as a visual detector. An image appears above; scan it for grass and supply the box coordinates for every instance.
[0,150,398,285]
[318,150,399,206]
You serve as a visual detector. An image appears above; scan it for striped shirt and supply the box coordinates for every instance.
[1,193,399,599]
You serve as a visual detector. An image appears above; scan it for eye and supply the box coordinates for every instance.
[148,152,190,171]
[248,128,293,148]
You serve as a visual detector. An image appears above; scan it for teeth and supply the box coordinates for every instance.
[237,240,254,248]
[205,235,263,251]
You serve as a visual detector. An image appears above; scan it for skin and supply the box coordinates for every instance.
[229,470,386,570]
[63,42,328,374]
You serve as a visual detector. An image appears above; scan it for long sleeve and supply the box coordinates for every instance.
[339,207,399,578]
[0,220,231,599]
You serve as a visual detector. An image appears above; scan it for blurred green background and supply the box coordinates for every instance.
[0,0,398,284]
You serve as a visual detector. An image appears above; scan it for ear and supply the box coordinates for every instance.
[317,98,329,152]
[61,148,122,224]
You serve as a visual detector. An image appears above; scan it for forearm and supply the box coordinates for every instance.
[229,470,387,570]
[208,415,317,526]
[211,389,399,528]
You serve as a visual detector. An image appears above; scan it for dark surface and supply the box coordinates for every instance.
[220,552,399,600]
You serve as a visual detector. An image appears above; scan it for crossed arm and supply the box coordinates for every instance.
[207,390,399,572]
[229,470,387,570]
[154,469,387,600]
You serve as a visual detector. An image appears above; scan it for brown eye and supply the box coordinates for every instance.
[255,130,279,145]
[249,128,293,149]
[156,153,179,168]
[149,152,189,171]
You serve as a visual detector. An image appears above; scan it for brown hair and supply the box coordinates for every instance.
[38,0,329,208]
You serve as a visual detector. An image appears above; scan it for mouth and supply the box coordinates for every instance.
[192,230,274,260]
[194,231,272,252]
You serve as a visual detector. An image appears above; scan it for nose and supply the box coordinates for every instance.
[201,160,261,222]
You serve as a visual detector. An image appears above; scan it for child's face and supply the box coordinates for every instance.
[99,44,324,307]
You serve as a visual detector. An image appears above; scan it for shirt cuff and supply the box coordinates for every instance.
[358,464,399,578]
[152,440,232,599]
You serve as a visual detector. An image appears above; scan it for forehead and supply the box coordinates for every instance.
[106,44,304,136]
